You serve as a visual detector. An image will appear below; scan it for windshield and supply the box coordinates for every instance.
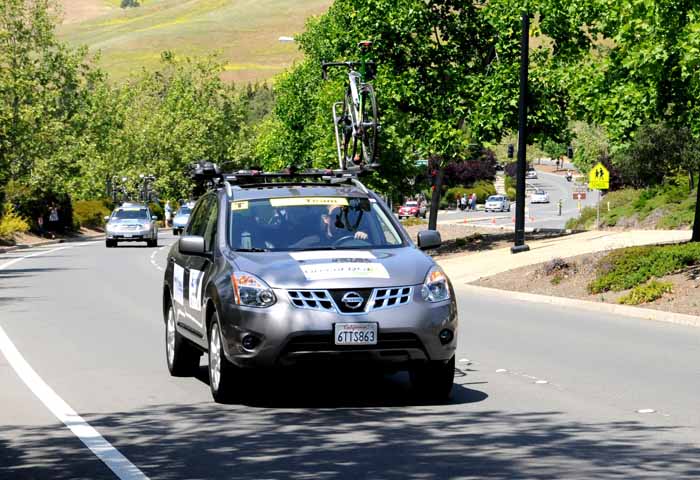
[487,196,502,202]
[404,201,418,207]
[177,206,192,215]
[229,197,404,251]
[112,208,149,220]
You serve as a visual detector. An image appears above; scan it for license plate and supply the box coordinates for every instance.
[334,323,378,345]
[123,234,134,238]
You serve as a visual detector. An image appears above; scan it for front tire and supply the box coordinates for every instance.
[105,239,116,248]
[410,355,455,401]
[208,314,240,403]
[165,305,200,376]
[147,239,157,248]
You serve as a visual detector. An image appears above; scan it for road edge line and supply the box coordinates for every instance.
[460,284,700,328]
[0,246,149,479]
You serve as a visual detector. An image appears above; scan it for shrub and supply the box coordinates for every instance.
[617,280,673,305]
[588,243,700,293]
[455,237,467,247]
[73,200,111,229]
[4,181,74,233]
[401,217,426,227]
[0,204,30,240]
[566,206,597,230]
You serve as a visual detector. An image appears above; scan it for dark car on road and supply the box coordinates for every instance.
[162,170,458,403]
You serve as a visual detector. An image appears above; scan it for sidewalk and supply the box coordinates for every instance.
[0,229,104,254]
[438,229,693,284]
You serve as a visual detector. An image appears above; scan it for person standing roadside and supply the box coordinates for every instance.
[48,204,59,239]
[470,193,477,211]
[164,201,173,228]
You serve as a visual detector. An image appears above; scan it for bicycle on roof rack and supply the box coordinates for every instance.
[322,40,380,171]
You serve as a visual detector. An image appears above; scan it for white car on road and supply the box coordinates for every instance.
[530,190,550,204]
[484,195,511,212]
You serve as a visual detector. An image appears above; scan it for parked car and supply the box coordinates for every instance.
[398,200,427,219]
[530,190,550,204]
[484,195,511,212]
[172,202,195,235]
[104,203,158,247]
[525,168,538,179]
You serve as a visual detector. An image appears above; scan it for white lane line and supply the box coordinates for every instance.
[0,246,71,270]
[0,246,149,480]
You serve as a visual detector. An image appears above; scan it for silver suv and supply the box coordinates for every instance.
[162,171,458,403]
[105,203,159,247]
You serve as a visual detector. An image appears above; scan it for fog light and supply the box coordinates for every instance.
[241,334,259,351]
[438,329,454,345]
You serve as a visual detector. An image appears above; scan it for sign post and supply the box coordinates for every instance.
[588,163,610,229]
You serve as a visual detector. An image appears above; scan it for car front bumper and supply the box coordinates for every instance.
[106,230,156,241]
[216,287,458,369]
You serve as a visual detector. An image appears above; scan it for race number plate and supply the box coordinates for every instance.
[334,323,378,346]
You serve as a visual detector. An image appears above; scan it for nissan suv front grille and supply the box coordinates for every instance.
[287,287,413,314]
[288,290,335,312]
[372,287,412,310]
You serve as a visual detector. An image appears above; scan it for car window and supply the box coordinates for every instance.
[112,208,149,220]
[177,206,192,215]
[202,197,218,252]
[405,201,417,206]
[186,197,213,236]
[229,197,404,251]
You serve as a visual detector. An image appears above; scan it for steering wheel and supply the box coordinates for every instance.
[332,235,370,247]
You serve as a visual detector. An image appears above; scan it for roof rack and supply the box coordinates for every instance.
[220,166,375,194]
[190,163,376,197]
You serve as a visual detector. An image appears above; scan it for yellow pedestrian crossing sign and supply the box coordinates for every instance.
[588,163,609,190]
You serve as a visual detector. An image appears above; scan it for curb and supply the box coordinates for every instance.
[0,235,105,254]
[461,284,700,328]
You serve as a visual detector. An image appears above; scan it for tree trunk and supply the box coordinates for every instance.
[693,170,700,242]
[428,167,443,231]
[689,171,695,192]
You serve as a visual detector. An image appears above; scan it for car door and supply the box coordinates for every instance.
[172,197,211,344]
[185,194,219,341]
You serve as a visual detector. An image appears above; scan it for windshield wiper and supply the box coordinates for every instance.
[233,248,270,252]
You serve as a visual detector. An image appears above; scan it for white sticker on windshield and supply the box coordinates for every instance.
[300,262,389,281]
[289,251,375,262]
[173,264,185,305]
[189,269,204,311]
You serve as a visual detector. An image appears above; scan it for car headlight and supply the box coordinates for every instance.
[231,272,276,308]
[421,266,451,303]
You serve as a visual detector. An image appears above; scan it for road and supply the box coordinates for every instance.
[1,234,699,479]
[438,171,598,229]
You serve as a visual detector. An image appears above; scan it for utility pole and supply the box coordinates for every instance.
[427,157,443,231]
[512,11,530,254]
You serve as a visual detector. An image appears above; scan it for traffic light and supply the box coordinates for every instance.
[507,144,514,159]
[567,145,574,159]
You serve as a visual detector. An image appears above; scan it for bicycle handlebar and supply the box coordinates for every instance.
[321,61,376,80]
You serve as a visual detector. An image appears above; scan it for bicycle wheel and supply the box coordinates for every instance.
[341,89,360,168]
[359,84,379,166]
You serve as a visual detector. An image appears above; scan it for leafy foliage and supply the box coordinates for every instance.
[617,280,673,305]
[589,243,700,293]
[0,204,30,240]
[72,200,111,229]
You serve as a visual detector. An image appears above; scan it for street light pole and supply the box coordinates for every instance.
[512,11,530,254]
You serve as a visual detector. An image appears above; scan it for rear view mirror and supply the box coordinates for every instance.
[417,230,441,250]
[152,215,158,220]
[179,235,205,256]
[104,216,110,222]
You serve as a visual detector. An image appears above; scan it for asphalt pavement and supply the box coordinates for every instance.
[1,233,699,479]
[438,171,598,229]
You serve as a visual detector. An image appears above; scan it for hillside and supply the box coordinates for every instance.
[56,0,331,83]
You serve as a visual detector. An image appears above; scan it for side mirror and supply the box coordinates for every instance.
[104,216,110,222]
[417,230,441,250]
[179,235,206,256]
[152,215,158,220]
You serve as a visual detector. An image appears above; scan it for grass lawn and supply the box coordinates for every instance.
[57,0,331,83]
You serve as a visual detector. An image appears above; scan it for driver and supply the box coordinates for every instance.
[290,205,368,249]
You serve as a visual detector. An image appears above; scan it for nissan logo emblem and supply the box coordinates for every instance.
[341,291,364,310]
